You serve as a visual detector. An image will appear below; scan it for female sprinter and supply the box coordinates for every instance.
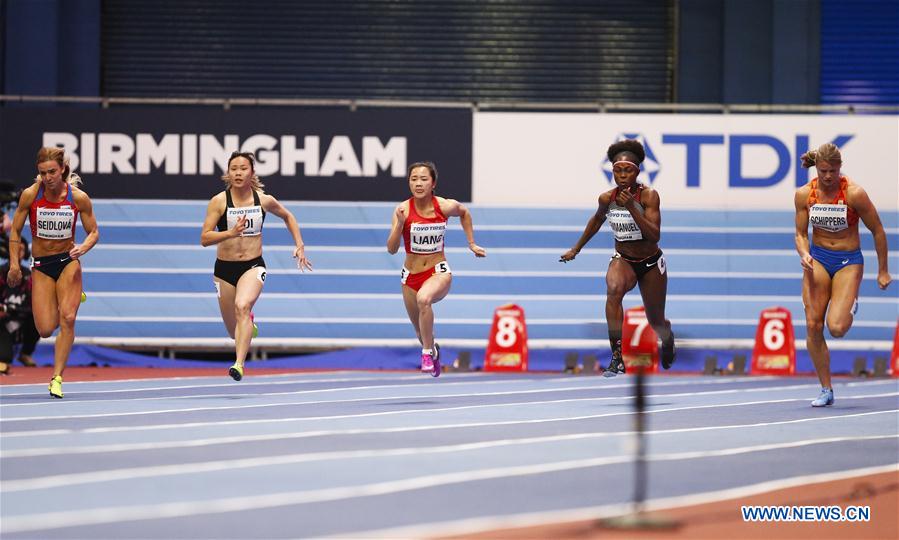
[387,161,486,377]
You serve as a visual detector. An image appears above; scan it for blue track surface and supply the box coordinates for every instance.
[1,372,897,538]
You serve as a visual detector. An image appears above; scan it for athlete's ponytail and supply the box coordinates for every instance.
[800,143,842,169]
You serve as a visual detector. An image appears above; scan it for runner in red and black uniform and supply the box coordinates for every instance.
[7,147,99,398]
[560,139,676,376]
[387,161,486,377]
[794,142,891,407]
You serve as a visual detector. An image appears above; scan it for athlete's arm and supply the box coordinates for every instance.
[70,190,99,259]
[200,193,245,247]
[263,194,312,271]
[794,187,814,272]
[560,193,611,262]
[440,197,485,257]
[6,186,37,286]
[851,186,891,290]
[386,201,407,255]
[626,187,661,243]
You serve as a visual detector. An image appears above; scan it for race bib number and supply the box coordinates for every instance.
[607,208,642,242]
[809,203,848,232]
[409,222,446,254]
[227,206,264,236]
[35,207,75,240]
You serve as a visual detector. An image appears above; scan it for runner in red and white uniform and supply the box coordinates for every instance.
[7,147,99,398]
[387,161,486,377]
[794,142,891,407]
[560,139,676,376]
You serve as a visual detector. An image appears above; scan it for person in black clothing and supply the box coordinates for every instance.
[0,239,39,375]
[559,139,676,376]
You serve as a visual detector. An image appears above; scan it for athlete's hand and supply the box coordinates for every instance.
[877,270,892,290]
[394,204,407,225]
[615,187,636,208]
[469,242,486,258]
[6,265,21,288]
[559,248,578,263]
[230,214,248,237]
[69,244,87,260]
[799,252,814,272]
[294,246,313,272]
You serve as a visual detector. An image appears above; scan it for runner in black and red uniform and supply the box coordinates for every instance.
[560,139,676,376]
[7,147,99,398]
[387,161,486,377]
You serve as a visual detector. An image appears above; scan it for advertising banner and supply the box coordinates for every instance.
[473,112,899,210]
[0,107,473,201]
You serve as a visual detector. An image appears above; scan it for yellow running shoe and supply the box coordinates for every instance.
[49,375,63,398]
[251,313,258,338]
[81,291,87,303]
[228,364,244,381]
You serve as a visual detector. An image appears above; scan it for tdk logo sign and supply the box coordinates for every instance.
[601,133,661,183]
[603,133,853,188]
[42,132,407,178]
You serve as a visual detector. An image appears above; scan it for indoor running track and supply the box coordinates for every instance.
[1,371,897,538]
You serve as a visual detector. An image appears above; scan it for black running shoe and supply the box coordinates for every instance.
[661,334,676,370]
[433,342,440,363]
[603,351,625,378]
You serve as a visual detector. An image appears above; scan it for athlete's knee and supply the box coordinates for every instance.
[37,325,56,339]
[606,283,628,302]
[806,318,825,335]
[233,300,252,317]
[58,309,77,329]
[827,319,852,338]
[416,293,434,310]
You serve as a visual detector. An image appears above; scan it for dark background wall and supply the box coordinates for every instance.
[1,0,898,105]
[676,0,821,104]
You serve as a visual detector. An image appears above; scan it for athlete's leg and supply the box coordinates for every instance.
[402,285,422,345]
[802,261,833,389]
[637,262,673,342]
[215,278,238,338]
[415,273,452,351]
[232,267,265,370]
[605,257,637,349]
[826,264,863,338]
[51,262,82,379]
[31,270,61,338]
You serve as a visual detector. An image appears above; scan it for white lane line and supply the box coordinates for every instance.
[4,410,895,459]
[3,436,896,534]
[0,378,843,421]
[357,463,899,539]
[0,373,508,400]
[3,412,897,493]
[2,395,895,457]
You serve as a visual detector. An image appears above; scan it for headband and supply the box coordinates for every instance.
[612,160,640,169]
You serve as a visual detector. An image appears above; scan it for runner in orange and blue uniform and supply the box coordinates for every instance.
[387,161,486,377]
[6,147,99,398]
[560,139,676,376]
[794,143,891,407]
